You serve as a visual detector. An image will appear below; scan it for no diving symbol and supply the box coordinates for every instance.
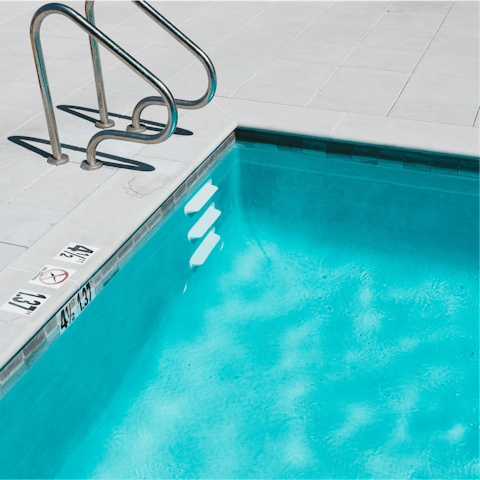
[39,268,69,286]
[29,264,76,289]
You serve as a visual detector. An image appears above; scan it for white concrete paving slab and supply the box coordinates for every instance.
[0,203,66,247]
[300,20,372,45]
[342,45,423,72]
[11,162,116,213]
[428,30,479,55]
[399,72,480,105]
[316,4,385,28]
[389,98,479,127]
[375,11,446,32]
[360,26,434,51]
[336,1,393,12]
[0,82,72,118]
[233,80,318,107]
[438,9,479,36]
[276,38,355,64]
[307,66,410,115]
[415,49,479,79]
[208,50,273,82]
[0,50,40,89]
[8,35,88,61]
[388,72,479,126]
[388,1,453,15]
[251,58,338,89]
[0,244,26,272]
[0,110,33,141]
[0,151,54,202]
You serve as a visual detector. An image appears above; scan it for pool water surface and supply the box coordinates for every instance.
[0,146,478,479]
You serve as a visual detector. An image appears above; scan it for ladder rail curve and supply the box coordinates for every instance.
[85,0,217,133]
[30,2,178,171]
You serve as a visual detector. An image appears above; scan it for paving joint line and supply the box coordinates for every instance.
[5,266,34,274]
[472,106,480,128]
[385,2,455,117]
[0,241,28,249]
[328,111,347,139]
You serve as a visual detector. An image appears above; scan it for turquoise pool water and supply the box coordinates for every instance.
[0,146,478,479]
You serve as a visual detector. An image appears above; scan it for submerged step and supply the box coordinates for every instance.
[184,180,218,215]
[188,204,221,241]
[189,230,221,268]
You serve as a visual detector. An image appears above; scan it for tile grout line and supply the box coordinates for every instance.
[304,1,394,108]
[328,111,347,139]
[0,241,28,249]
[229,0,339,100]
[385,2,455,117]
[472,106,480,128]
[5,266,35,274]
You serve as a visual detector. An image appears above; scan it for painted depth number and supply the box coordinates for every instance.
[59,282,93,333]
[2,290,50,316]
[55,243,99,265]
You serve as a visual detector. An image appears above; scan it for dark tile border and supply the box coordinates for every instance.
[236,128,479,178]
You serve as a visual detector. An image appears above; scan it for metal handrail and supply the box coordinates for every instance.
[85,0,217,133]
[30,2,178,170]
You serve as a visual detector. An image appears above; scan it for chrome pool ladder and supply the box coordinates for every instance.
[30,1,217,171]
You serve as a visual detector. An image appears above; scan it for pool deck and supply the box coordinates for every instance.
[0,1,479,396]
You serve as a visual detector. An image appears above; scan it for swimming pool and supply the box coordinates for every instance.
[0,142,478,478]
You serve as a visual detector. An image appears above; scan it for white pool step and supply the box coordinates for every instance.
[188,204,221,241]
[184,180,218,215]
[189,230,221,268]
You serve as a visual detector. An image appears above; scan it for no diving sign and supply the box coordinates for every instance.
[29,265,76,290]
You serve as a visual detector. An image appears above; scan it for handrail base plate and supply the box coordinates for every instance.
[47,154,69,166]
[81,159,103,171]
[126,123,147,133]
[95,119,115,129]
